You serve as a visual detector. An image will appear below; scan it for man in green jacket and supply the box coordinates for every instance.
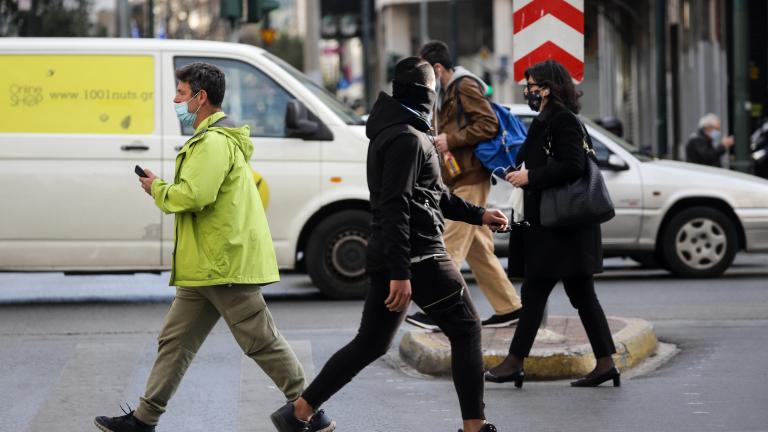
[94,62,334,432]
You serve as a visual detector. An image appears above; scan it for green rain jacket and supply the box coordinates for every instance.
[151,112,280,287]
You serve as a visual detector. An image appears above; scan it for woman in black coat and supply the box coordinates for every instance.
[484,60,619,387]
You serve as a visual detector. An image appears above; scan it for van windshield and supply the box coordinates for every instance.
[265,53,365,126]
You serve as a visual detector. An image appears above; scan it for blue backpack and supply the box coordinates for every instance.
[455,80,528,179]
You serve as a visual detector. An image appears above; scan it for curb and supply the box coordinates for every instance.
[399,316,658,380]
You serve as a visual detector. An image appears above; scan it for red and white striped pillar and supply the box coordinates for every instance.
[513,0,585,83]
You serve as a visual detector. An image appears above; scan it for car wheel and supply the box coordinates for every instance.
[660,206,737,277]
[306,210,370,299]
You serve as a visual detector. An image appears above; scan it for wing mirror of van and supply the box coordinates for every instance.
[285,100,333,141]
[598,154,629,171]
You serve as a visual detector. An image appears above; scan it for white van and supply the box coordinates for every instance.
[0,38,371,299]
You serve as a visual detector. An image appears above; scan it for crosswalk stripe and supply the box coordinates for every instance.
[25,342,144,432]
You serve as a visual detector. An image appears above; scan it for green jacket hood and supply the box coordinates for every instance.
[215,125,253,160]
[196,112,254,160]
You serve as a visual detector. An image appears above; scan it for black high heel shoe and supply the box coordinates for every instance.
[484,369,525,388]
[570,367,621,387]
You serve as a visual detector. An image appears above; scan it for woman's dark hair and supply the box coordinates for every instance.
[419,40,453,70]
[524,60,581,113]
[394,56,435,87]
[175,62,226,107]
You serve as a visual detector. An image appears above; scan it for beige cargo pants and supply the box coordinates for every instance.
[444,181,522,315]
[133,285,305,425]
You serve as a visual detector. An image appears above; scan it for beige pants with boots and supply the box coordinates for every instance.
[133,285,305,425]
[444,182,522,315]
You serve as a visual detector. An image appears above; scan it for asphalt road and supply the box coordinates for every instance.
[1,254,767,432]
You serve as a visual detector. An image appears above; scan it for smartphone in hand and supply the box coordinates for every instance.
[135,165,148,178]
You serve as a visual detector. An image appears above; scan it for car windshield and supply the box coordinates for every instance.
[264,52,364,126]
[580,117,653,161]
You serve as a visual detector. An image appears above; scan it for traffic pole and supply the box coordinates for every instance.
[732,0,751,173]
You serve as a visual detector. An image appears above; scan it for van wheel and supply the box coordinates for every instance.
[660,206,737,278]
[306,210,370,299]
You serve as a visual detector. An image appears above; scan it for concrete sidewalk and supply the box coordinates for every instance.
[399,316,659,379]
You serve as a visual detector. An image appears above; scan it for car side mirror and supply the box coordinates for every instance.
[285,100,319,138]
[598,154,629,171]
[284,99,334,141]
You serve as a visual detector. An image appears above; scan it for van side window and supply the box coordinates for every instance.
[174,57,291,137]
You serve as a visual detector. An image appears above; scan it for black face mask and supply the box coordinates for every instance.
[392,81,436,115]
[525,91,543,112]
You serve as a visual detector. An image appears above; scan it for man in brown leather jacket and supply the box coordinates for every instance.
[406,41,523,330]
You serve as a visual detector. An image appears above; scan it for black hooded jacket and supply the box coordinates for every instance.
[686,129,726,167]
[365,91,485,280]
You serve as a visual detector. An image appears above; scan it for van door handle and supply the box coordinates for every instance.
[121,144,149,151]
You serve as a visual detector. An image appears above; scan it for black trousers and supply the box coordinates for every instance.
[509,275,616,359]
[302,256,485,420]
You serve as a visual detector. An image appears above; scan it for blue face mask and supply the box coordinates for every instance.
[709,130,722,143]
[174,91,201,127]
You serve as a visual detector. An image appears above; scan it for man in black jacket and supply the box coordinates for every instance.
[269,57,505,432]
[686,113,734,167]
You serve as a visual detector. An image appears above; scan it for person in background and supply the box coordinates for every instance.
[686,113,734,167]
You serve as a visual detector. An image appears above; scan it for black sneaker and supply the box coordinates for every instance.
[405,312,440,331]
[481,310,521,328]
[94,406,155,432]
[307,409,336,432]
[270,402,309,432]
[458,424,498,432]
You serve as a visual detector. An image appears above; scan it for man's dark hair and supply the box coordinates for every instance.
[175,62,226,107]
[524,60,582,113]
[394,56,435,87]
[419,40,453,70]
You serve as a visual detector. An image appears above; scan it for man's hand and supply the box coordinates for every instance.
[139,168,159,196]
[434,133,449,154]
[482,208,509,232]
[506,168,529,188]
[722,135,735,148]
[385,279,412,312]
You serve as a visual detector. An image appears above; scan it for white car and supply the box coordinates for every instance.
[489,105,768,277]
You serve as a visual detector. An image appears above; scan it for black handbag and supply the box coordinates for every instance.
[539,117,615,228]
